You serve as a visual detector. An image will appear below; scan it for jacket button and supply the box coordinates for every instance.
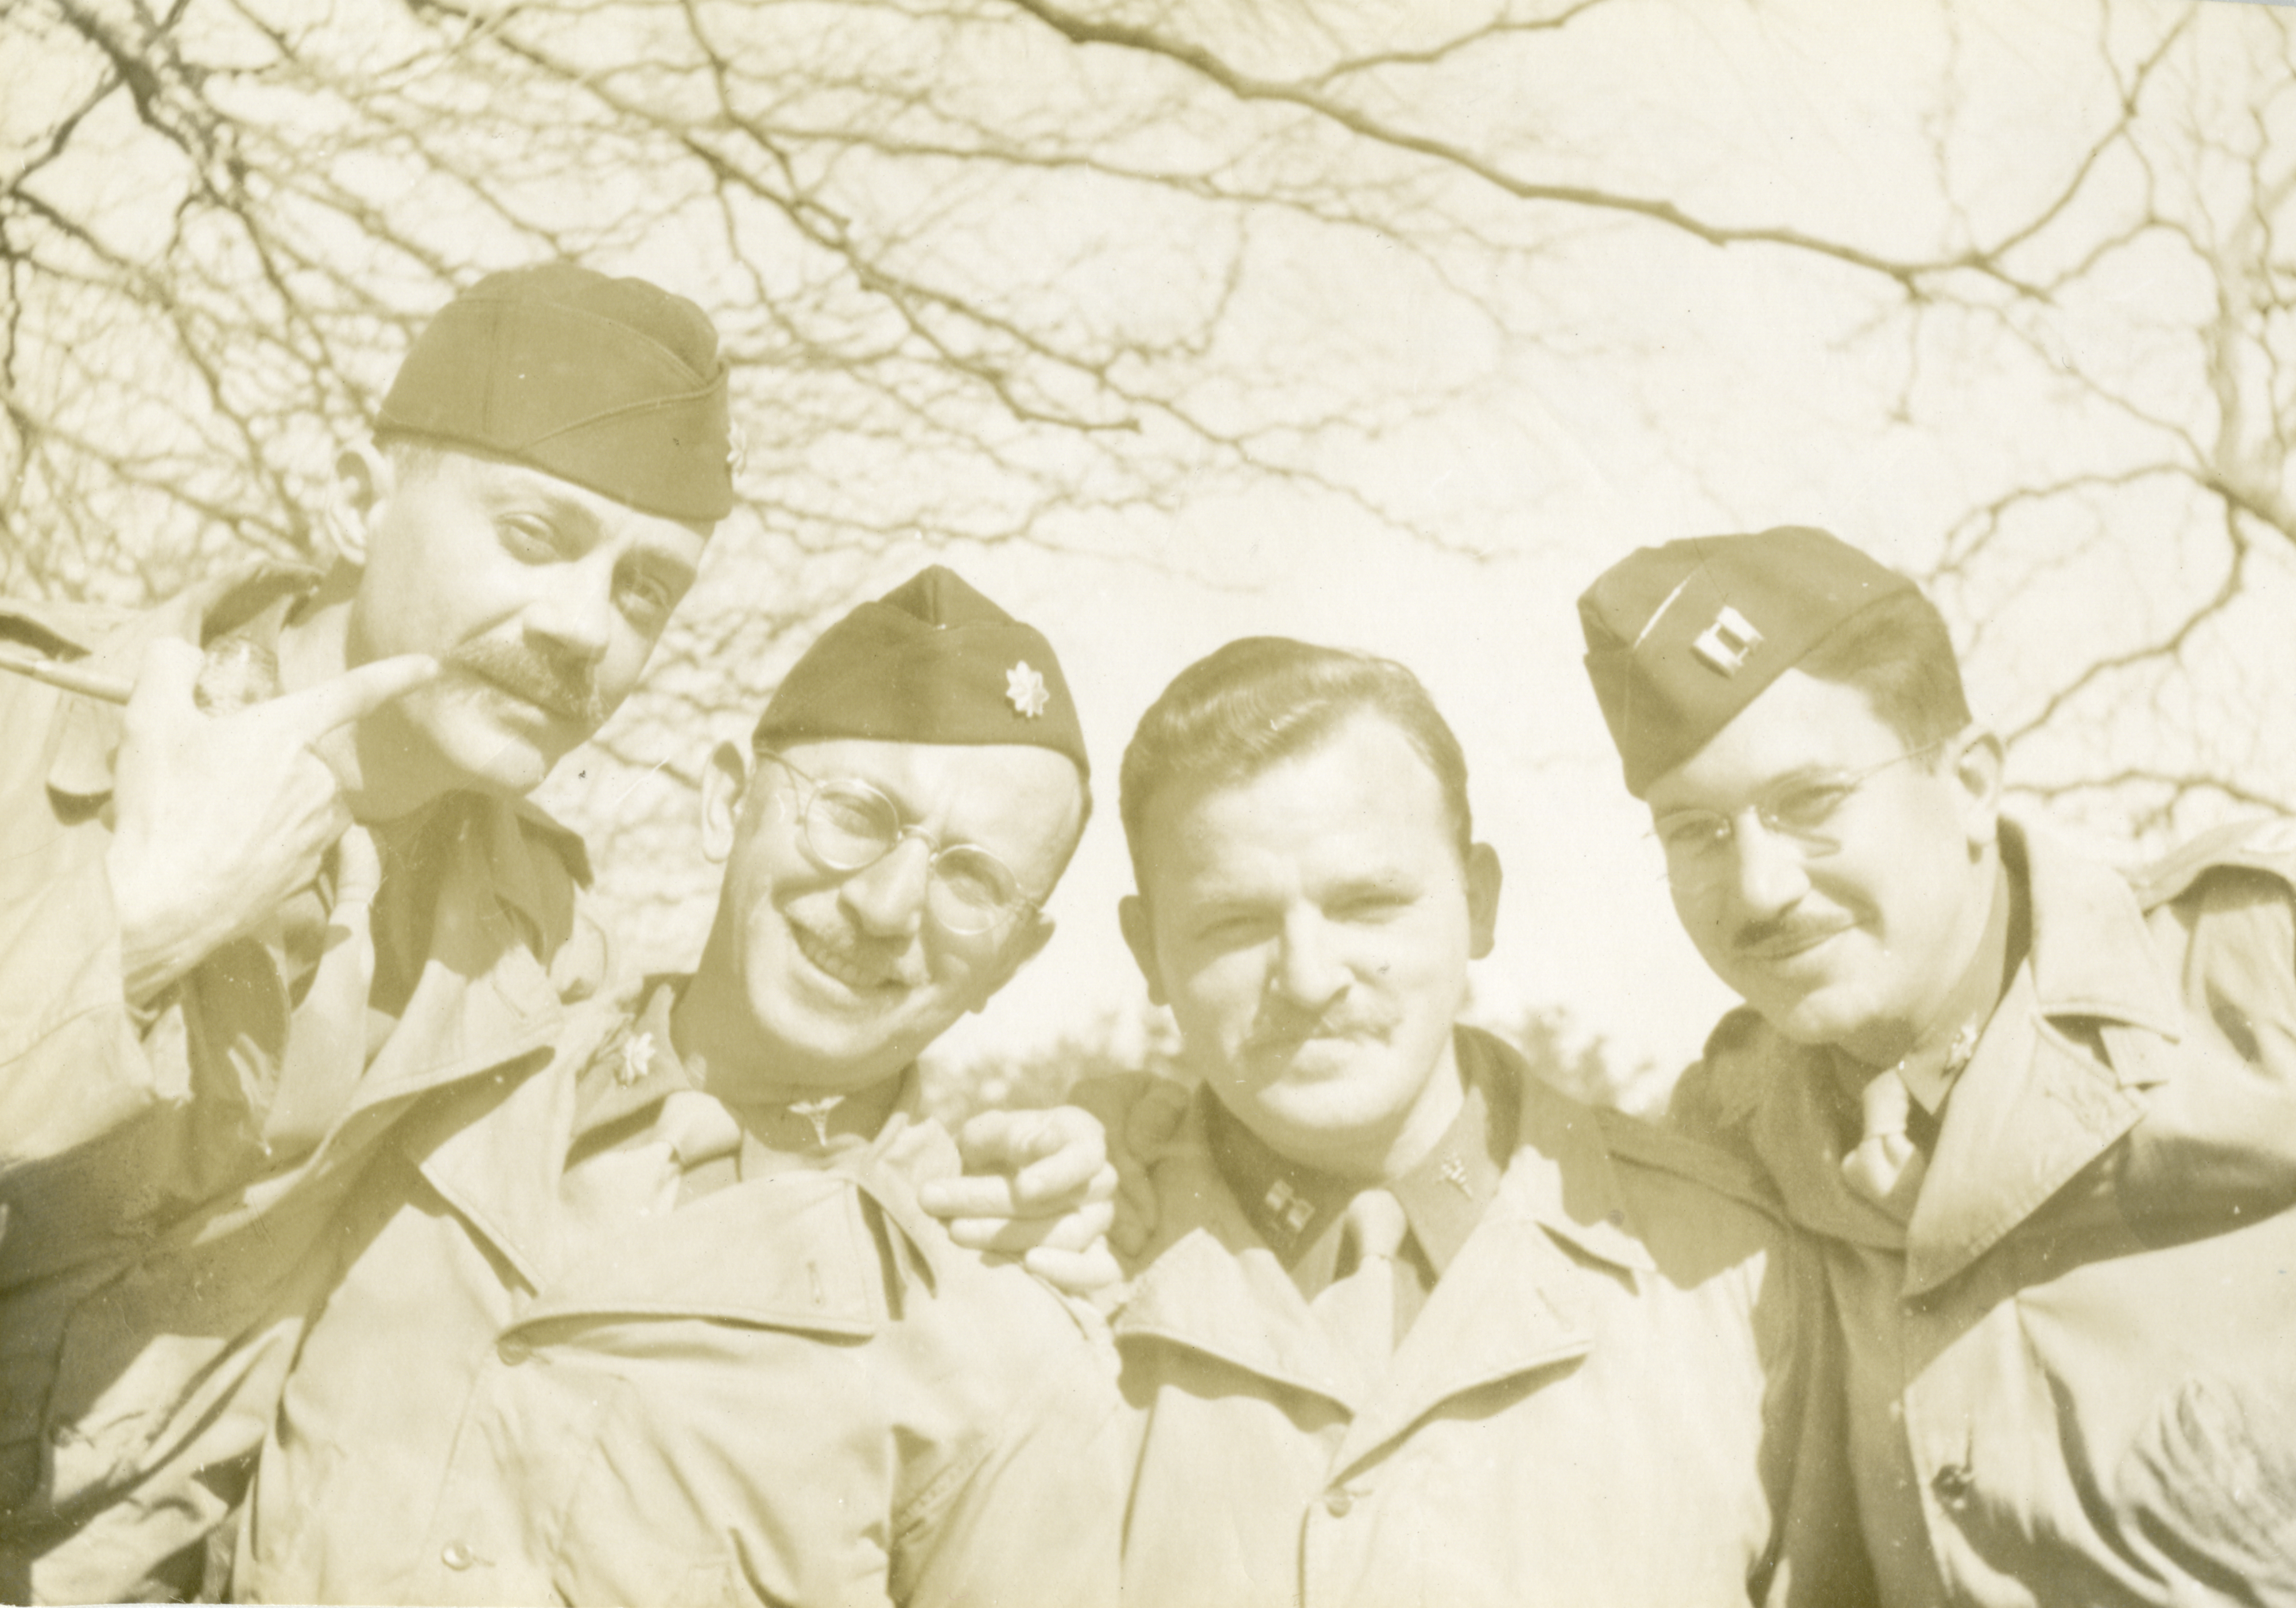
[440,1541,476,1570]
[1322,1488,1355,1517]
[495,1335,532,1366]
[1932,1464,1974,1504]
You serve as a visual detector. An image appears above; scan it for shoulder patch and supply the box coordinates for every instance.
[1594,1105,1789,1223]
[2132,817,2296,913]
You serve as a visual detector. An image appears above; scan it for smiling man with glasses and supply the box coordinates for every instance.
[232,566,1126,1606]
[1580,526,2296,1608]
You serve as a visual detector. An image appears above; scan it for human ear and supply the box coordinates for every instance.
[1465,842,1503,961]
[322,442,396,568]
[1949,726,2006,853]
[1118,894,1168,1007]
[700,741,753,865]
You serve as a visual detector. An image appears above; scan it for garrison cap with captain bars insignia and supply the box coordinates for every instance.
[377,262,735,523]
[752,565,1089,779]
[1577,526,1917,797]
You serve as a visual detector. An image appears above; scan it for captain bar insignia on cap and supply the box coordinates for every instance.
[1692,605,1764,677]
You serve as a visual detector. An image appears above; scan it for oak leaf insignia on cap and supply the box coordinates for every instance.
[753,566,1089,777]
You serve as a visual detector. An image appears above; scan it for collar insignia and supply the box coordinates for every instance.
[616,1031,657,1087]
[1263,1178,1316,1236]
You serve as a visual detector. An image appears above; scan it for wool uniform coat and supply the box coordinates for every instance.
[1114,1026,1873,1608]
[0,569,603,1601]
[238,996,1128,1608]
[1673,817,2296,1608]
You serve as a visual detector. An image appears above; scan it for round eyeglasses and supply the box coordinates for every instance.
[761,751,1042,935]
[1649,741,1945,887]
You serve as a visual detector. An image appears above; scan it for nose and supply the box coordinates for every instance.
[839,834,933,938]
[522,551,616,664]
[1724,813,1812,919]
[1270,909,1350,1013]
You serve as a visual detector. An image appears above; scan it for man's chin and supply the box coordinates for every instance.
[1748,982,1876,1052]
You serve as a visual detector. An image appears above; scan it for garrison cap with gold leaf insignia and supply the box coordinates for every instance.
[751,565,1089,778]
[1577,526,1917,797]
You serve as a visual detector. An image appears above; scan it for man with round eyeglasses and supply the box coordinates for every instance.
[232,564,1127,1606]
[1579,526,2296,1608]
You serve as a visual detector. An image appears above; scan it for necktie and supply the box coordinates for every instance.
[1313,1188,1409,1381]
[1841,1069,1927,1211]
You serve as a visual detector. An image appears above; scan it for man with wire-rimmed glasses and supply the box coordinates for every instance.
[1580,526,2296,1608]
[234,565,1127,1606]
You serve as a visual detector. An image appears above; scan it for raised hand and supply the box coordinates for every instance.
[105,638,437,1003]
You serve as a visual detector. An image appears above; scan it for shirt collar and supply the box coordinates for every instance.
[1200,1029,1521,1295]
[575,974,922,1172]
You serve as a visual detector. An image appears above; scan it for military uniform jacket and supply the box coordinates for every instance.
[1672,817,2296,1608]
[0,569,604,1601]
[1113,1026,1872,1608]
[238,989,1128,1608]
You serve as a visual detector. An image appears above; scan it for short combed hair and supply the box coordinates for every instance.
[1119,637,1473,891]
[1798,588,1972,753]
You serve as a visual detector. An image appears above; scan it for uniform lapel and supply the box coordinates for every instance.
[405,1032,588,1290]
[1114,1109,1363,1411]
[1901,823,2178,1296]
[514,1168,887,1338]
[1335,1178,1597,1472]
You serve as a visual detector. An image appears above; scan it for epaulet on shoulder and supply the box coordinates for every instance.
[1594,1105,1787,1222]
[512,797,594,887]
[0,594,133,659]
[2131,816,2296,912]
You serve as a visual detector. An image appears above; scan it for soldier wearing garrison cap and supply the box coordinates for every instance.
[235,565,1127,1607]
[1580,526,2296,1608]
[1054,635,1870,1606]
[0,263,735,1599]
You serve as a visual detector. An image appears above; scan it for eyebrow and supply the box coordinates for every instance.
[492,470,700,585]
[1651,762,1863,817]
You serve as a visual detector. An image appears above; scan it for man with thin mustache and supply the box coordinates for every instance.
[1100,636,1868,1606]
[1577,527,2296,1607]
[0,263,733,1601]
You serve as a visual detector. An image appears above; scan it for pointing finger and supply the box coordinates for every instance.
[282,655,441,739]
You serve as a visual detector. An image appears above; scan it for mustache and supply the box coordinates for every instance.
[1731,910,1852,957]
[449,638,608,727]
[1248,1001,1395,1050]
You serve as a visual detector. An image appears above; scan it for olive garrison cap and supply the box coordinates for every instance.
[753,566,1089,778]
[377,262,734,523]
[1578,526,1917,796]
